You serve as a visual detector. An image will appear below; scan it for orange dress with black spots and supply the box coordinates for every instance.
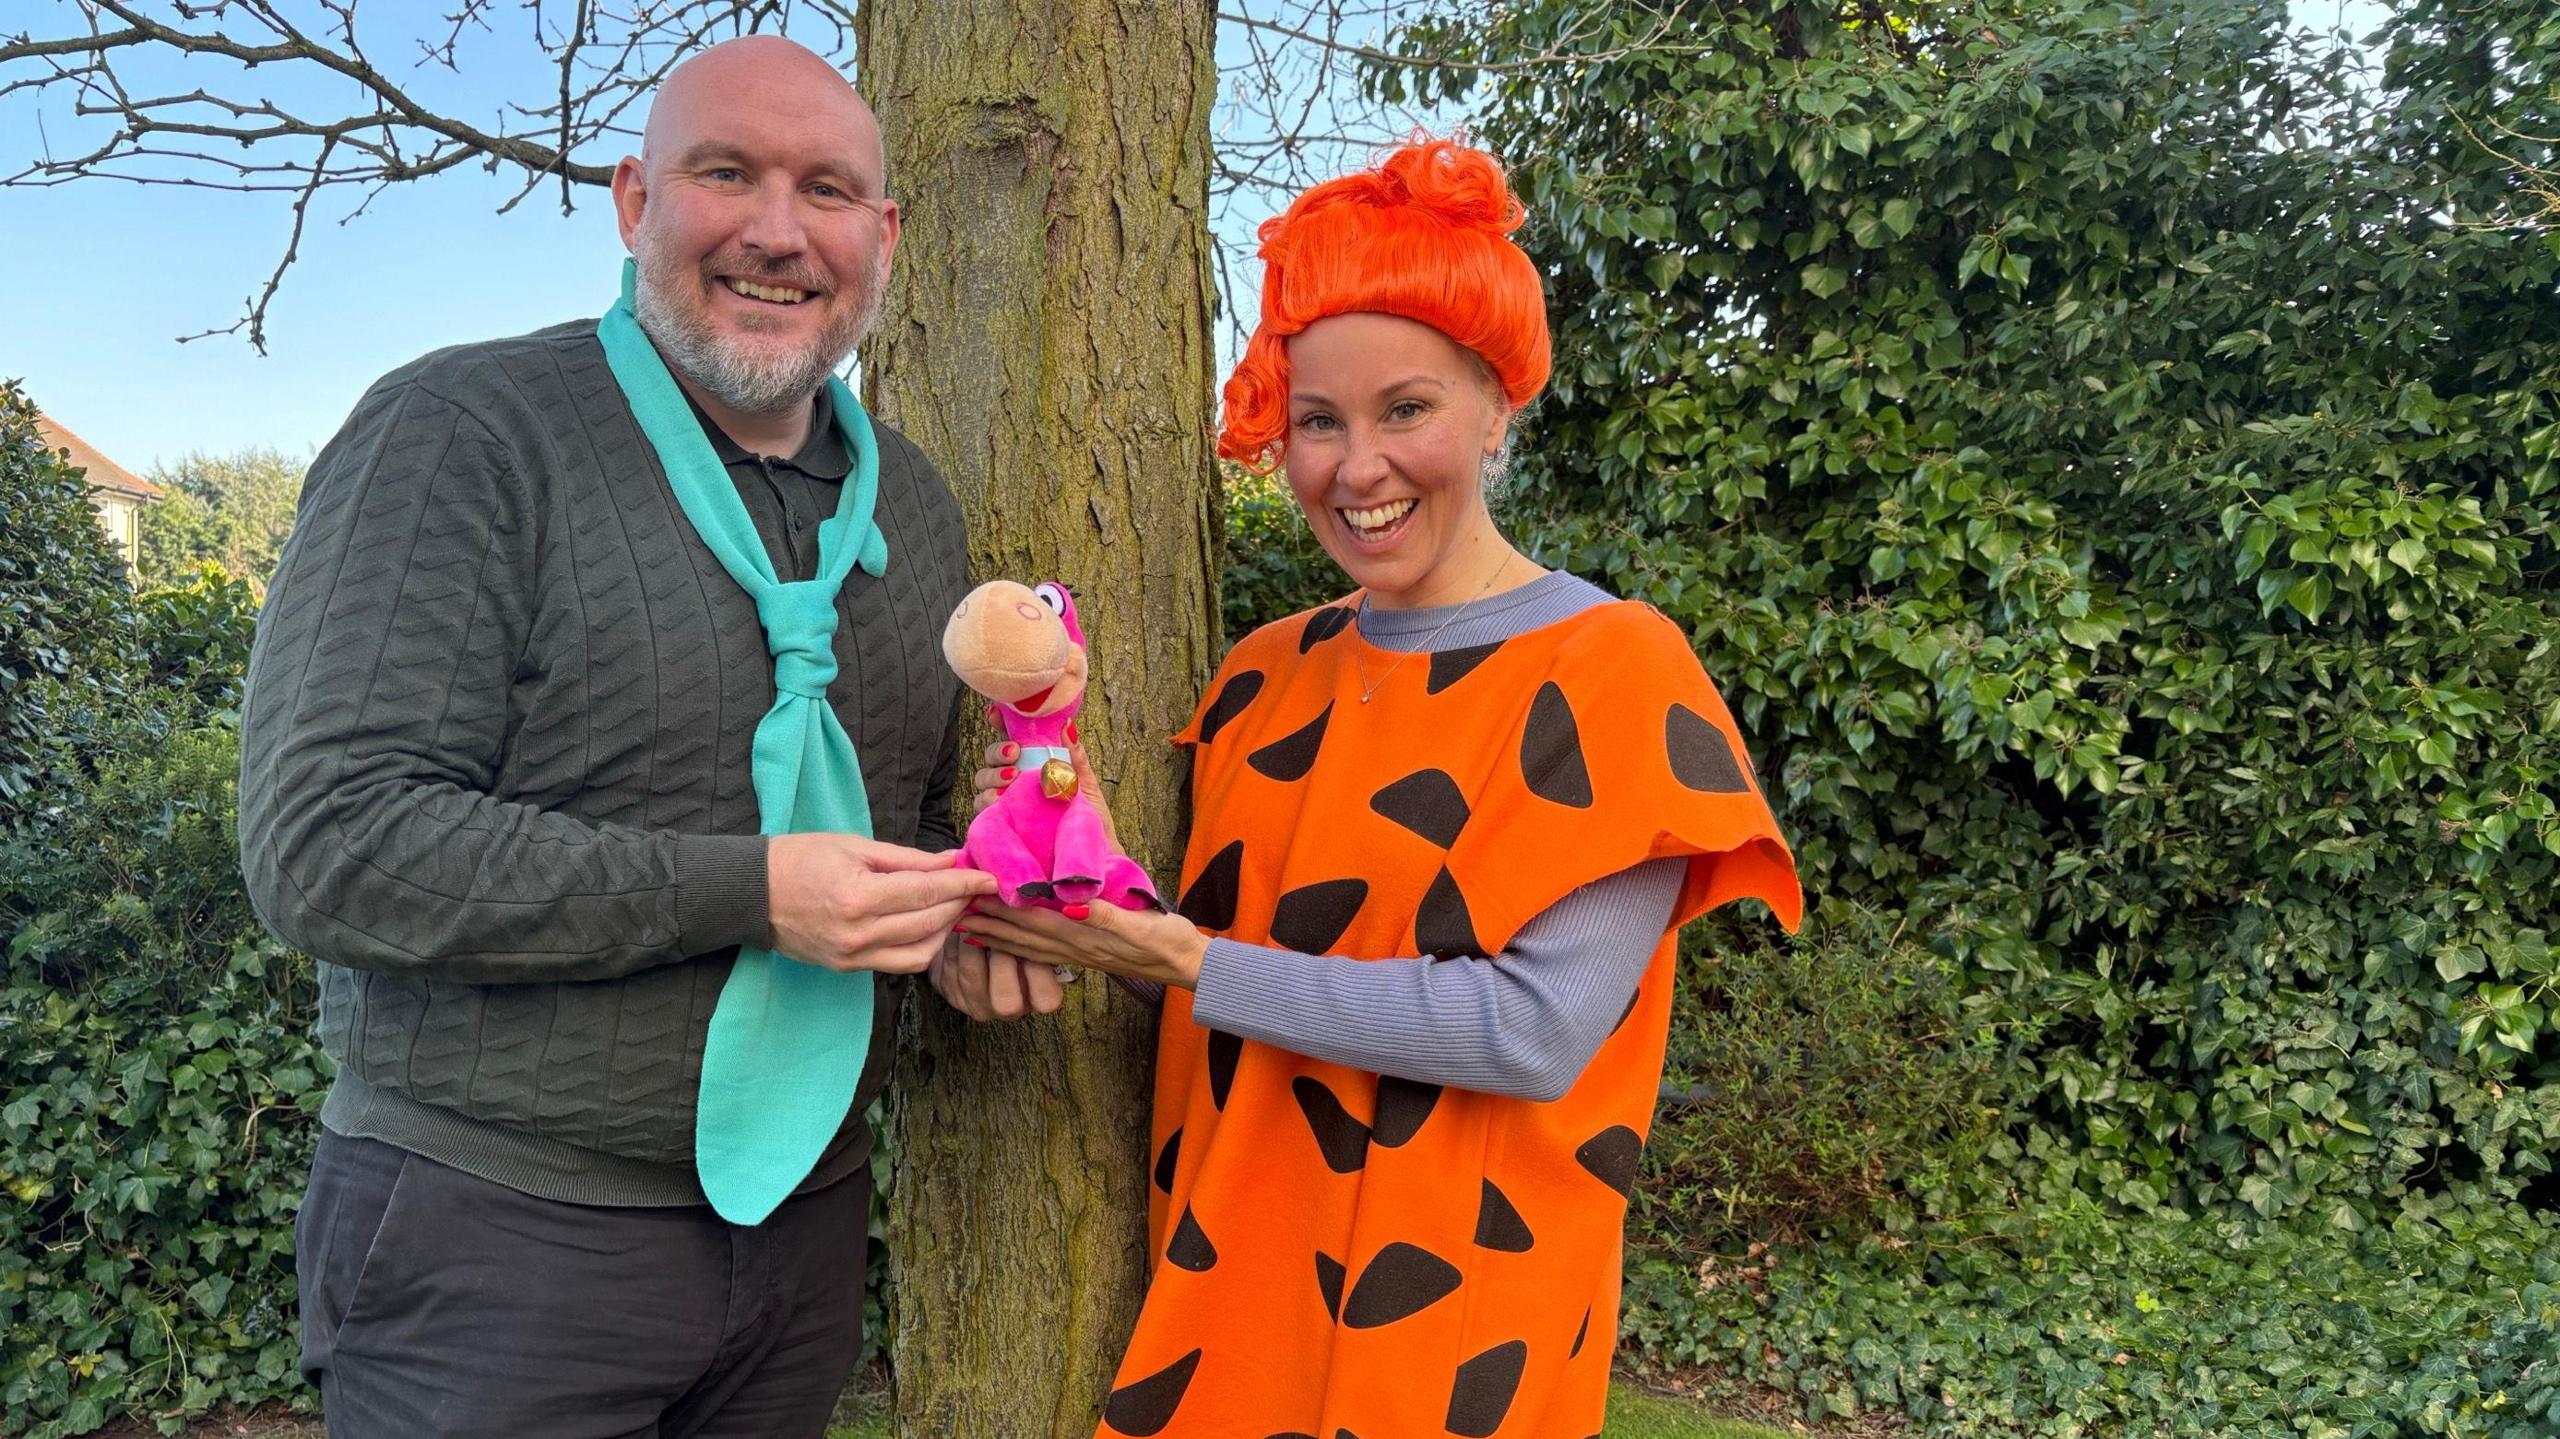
[1094,595,1802,1439]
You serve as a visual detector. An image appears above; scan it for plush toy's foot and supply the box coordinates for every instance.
[1099,855,1162,912]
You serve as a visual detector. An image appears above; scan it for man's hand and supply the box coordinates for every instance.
[767,834,996,975]
[928,933,1068,1020]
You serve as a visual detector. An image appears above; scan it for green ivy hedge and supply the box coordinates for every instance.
[2,704,326,1438]
[1626,1202,2560,1437]
[1389,0,2560,1228]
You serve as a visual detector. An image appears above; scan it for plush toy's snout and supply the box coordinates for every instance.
[943,580,1077,707]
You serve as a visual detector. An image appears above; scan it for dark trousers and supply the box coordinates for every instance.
[296,1130,869,1439]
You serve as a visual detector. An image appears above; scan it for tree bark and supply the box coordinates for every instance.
[856,2,1219,1434]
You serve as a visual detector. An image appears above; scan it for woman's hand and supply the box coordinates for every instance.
[957,900,1209,990]
[969,712,1119,848]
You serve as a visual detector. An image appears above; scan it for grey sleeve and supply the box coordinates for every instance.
[237,377,769,985]
[1187,856,1687,1101]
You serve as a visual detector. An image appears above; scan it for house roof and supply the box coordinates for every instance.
[35,411,162,502]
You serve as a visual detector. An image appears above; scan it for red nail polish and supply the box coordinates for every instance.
[1002,744,1019,759]
[1063,903,1092,921]
[1067,722,1080,742]
[1000,766,1017,781]
[962,935,987,948]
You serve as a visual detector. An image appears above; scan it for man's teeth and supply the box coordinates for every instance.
[1344,499,1416,533]
[724,277,812,304]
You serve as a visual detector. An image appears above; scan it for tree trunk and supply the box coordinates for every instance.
[856,2,1219,1433]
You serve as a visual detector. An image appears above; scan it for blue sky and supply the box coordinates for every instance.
[4,1,2391,476]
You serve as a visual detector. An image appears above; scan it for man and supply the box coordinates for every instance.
[239,36,990,1437]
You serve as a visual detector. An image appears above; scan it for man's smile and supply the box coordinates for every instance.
[719,275,816,305]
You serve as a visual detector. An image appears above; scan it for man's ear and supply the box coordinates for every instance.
[612,155,648,250]
[876,199,901,287]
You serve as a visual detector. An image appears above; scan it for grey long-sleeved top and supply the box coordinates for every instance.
[1181,572,1686,1102]
[238,322,970,1206]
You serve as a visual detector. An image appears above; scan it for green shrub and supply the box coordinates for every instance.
[1219,464,1341,642]
[0,381,136,823]
[1389,0,2560,1226]
[1,710,326,1438]
[1639,904,1999,1245]
[132,567,258,724]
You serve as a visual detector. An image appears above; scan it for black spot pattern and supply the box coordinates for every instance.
[1369,768,1470,848]
[1428,641,1503,694]
[1341,1242,1462,1328]
[1248,702,1333,782]
[1372,1077,1440,1148]
[1445,1339,1530,1436]
[1197,670,1266,745]
[1103,1348,1202,1436]
[1153,1128,1181,1194]
[1179,841,1244,930]
[1415,865,1487,960]
[1166,1204,1217,1271]
[1267,878,1369,954]
[1300,605,1355,651]
[1474,1179,1534,1252]
[1315,1251,1346,1321]
[1207,1029,1243,1110]
[1575,1124,1644,1199]
[1520,681,1595,808]
[1292,1076,1372,1173]
[1667,703,1750,793]
[1570,1304,1591,1358]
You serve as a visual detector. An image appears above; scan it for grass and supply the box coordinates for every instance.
[824,1380,1803,1438]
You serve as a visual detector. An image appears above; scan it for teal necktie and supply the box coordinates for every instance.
[598,259,890,1225]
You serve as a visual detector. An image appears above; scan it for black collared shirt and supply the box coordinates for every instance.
[691,389,850,582]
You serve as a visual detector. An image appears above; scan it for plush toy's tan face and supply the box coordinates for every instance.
[942,579,1088,716]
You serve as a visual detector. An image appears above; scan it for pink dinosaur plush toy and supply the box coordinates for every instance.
[942,580,1161,913]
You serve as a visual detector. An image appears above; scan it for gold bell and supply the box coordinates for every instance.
[1041,758,1077,800]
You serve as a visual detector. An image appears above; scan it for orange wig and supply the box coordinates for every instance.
[1218,138,1551,469]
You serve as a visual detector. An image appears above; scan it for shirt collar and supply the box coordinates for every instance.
[686,388,852,481]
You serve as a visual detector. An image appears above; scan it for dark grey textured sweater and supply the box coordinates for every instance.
[238,320,969,1206]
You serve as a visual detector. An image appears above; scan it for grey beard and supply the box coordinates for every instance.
[632,258,882,416]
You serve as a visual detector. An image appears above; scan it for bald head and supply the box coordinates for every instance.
[612,34,901,422]
[642,36,887,196]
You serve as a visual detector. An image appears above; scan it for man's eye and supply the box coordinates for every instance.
[708,167,744,182]
[811,183,843,199]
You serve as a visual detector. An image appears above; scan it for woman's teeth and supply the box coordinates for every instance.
[1343,498,1416,537]
[723,277,812,304]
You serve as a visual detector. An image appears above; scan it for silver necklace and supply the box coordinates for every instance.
[1353,558,1515,704]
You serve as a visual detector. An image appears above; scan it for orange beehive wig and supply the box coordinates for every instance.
[1218,139,1553,469]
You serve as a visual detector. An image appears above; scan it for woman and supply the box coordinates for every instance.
[943,139,1802,1439]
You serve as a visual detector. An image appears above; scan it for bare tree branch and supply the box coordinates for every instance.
[0,0,1703,350]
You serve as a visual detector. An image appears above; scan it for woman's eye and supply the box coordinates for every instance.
[1389,400,1428,421]
[1295,413,1338,433]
